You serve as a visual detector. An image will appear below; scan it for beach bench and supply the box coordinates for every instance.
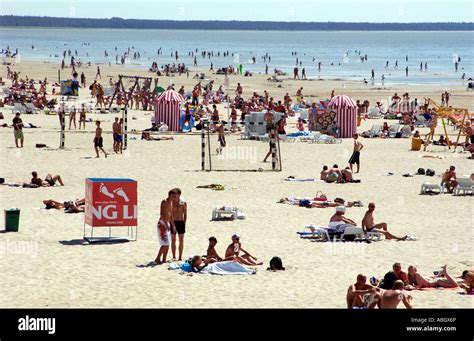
[362,125,382,138]
[420,183,442,195]
[212,207,245,221]
[368,108,381,119]
[454,177,474,196]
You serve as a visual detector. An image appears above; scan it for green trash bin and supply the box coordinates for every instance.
[5,208,20,232]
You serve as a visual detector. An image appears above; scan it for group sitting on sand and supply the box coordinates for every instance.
[320,165,360,183]
[347,264,473,309]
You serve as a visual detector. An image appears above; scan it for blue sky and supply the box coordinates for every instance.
[1,0,473,22]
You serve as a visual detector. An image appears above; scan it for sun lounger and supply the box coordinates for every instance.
[12,102,26,114]
[415,114,430,127]
[24,103,40,114]
[453,177,474,196]
[368,108,381,119]
[387,124,402,137]
[420,183,442,194]
[400,125,412,138]
[362,125,382,138]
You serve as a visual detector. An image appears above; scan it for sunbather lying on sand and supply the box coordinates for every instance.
[278,196,362,208]
[43,198,84,213]
[406,265,466,290]
[141,132,174,141]
[361,203,408,241]
[31,171,64,187]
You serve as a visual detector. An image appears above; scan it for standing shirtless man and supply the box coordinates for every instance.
[348,133,363,173]
[361,203,407,241]
[94,121,107,158]
[171,188,187,261]
[155,189,176,264]
[112,117,121,153]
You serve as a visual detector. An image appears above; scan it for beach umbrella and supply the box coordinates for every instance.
[154,89,185,132]
[327,95,358,138]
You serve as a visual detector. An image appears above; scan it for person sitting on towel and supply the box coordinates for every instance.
[225,234,263,266]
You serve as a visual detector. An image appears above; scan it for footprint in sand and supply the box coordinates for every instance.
[100,183,115,199]
[114,188,129,202]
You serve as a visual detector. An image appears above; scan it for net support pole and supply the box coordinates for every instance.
[207,121,212,171]
[271,128,277,171]
[201,122,206,171]
[59,110,65,149]
[277,130,282,172]
[122,108,128,150]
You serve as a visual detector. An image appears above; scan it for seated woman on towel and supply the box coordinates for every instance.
[224,234,263,266]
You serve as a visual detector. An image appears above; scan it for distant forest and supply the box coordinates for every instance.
[1,16,473,31]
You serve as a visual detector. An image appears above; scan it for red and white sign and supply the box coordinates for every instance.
[85,178,137,227]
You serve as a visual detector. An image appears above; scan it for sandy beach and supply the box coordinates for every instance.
[0,60,473,309]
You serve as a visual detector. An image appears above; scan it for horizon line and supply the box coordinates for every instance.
[1,15,473,24]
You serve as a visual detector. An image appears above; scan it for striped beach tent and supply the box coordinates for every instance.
[154,89,185,132]
[327,95,358,138]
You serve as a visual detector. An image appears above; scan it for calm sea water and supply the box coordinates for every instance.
[1,28,473,85]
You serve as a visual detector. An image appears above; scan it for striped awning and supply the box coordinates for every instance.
[154,90,184,132]
[327,95,358,138]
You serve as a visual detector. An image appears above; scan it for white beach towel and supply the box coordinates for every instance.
[200,261,256,275]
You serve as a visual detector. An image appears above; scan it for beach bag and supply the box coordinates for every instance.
[314,191,328,202]
[416,168,425,175]
[0,178,4,184]
[426,169,435,177]
[268,257,285,271]
[35,143,47,148]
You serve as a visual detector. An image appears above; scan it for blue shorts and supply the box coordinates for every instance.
[114,134,123,142]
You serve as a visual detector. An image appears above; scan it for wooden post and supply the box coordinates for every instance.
[207,121,212,171]
[271,128,277,170]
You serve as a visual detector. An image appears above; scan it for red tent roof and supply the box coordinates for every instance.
[156,89,185,102]
[328,95,357,108]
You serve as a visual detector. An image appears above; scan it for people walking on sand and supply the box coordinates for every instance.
[405,66,409,77]
[93,120,107,158]
[216,122,226,155]
[361,203,408,241]
[95,66,101,79]
[348,133,363,173]
[155,189,176,264]
[171,188,187,261]
[12,112,24,148]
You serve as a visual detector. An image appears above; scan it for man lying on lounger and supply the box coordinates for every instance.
[361,203,407,241]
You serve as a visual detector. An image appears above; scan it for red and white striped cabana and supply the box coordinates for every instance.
[154,89,185,132]
[327,95,358,138]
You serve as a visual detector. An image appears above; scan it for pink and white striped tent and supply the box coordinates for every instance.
[327,95,358,138]
[154,89,185,132]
